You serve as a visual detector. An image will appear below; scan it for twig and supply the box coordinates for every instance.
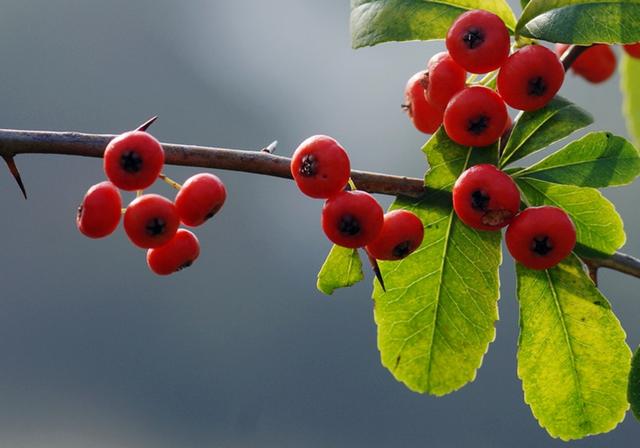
[0,128,638,279]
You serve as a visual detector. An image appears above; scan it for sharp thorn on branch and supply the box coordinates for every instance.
[136,115,159,132]
[261,140,278,154]
[2,155,27,199]
[365,249,386,292]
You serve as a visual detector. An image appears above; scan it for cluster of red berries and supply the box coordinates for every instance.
[405,9,566,146]
[291,135,424,261]
[453,164,576,270]
[76,127,226,275]
[405,10,640,146]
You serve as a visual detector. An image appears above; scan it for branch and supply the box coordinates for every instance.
[0,128,639,280]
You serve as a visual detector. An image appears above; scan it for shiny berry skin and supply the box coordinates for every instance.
[498,45,565,111]
[404,71,443,134]
[624,43,640,58]
[290,135,351,199]
[443,86,508,147]
[506,206,576,270]
[175,173,227,227]
[556,44,616,83]
[425,52,467,111]
[103,131,165,191]
[76,181,122,238]
[124,194,180,248]
[321,190,384,249]
[446,10,510,74]
[147,229,201,276]
[366,210,424,261]
[453,164,520,231]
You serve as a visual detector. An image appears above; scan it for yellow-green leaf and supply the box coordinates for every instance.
[630,345,640,420]
[517,255,631,440]
[622,53,640,146]
[317,245,364,295]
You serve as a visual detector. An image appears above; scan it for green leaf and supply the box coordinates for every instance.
[350,0,516,48]
[514,132,640,188]
[517,255,631,440]
[373,194,501,395]
[521,0,531,8]
[500,96,593,167]
[516,0,640,44]
[622,53,640,147]
[630,345,640,421]
[372,131,501,395]
[517,177,625,257]
[423,128,498,191]
[316,245,364,295]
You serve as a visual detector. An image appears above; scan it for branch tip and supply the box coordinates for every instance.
[261,140,278,154]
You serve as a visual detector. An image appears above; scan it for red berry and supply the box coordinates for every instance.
[104,131,164,191]
[290,135,351,199]
[76,181,122,238]
[366,210,424,261]
[321,190,384,249]
[175,173,227,227]
[443,86,508,147]
[624,43,640,58]
[498,45,565,111]
[147,229,201,275]
[446,10,511,74]
[556,44,616,83]
[124,194,180,248]
[404,71,443,134]
[452,164,520,231]
[425,52,467,110]
[506,206,576,270]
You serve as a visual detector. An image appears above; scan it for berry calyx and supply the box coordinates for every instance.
[443,86,508,147]
[624,43,640,58]
[425,52,467,110]
[366,210,424,261]
[290,135,351,199]
[104,131,165,191]
[498,45,565,111]
[124,194,180,248]
[446,10,510,74]
[175,173,227,227]
[505,206,576,270]
[76,181,122,238]
[321,190,384,249]
[556,44,616,83]
[403,71,443,134]
[452,164,520,231]
[147,229,201,275]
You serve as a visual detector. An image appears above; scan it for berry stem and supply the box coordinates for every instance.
[159,173,182,191]
[0,127,637,279]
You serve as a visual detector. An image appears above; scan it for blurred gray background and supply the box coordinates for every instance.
[0,1,638,446]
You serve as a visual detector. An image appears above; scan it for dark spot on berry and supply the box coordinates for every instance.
[299,154,317,177]
[471,189,490,211]
[531,235,553,256]
[204,204,222,222]
[527,76,547,97]
[462,27,485,49]
[145,218,166,236]
[339,214,360,236]
[392,241,412,259]
[482,209,513,227]
[176,260,193,272]
[467,115,489,135]
[120,150,143,173]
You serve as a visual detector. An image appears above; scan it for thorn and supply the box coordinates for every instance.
[136,115,159,132]
[365,249,386,292]
[2,155,27,199]
[261,140,278,154]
